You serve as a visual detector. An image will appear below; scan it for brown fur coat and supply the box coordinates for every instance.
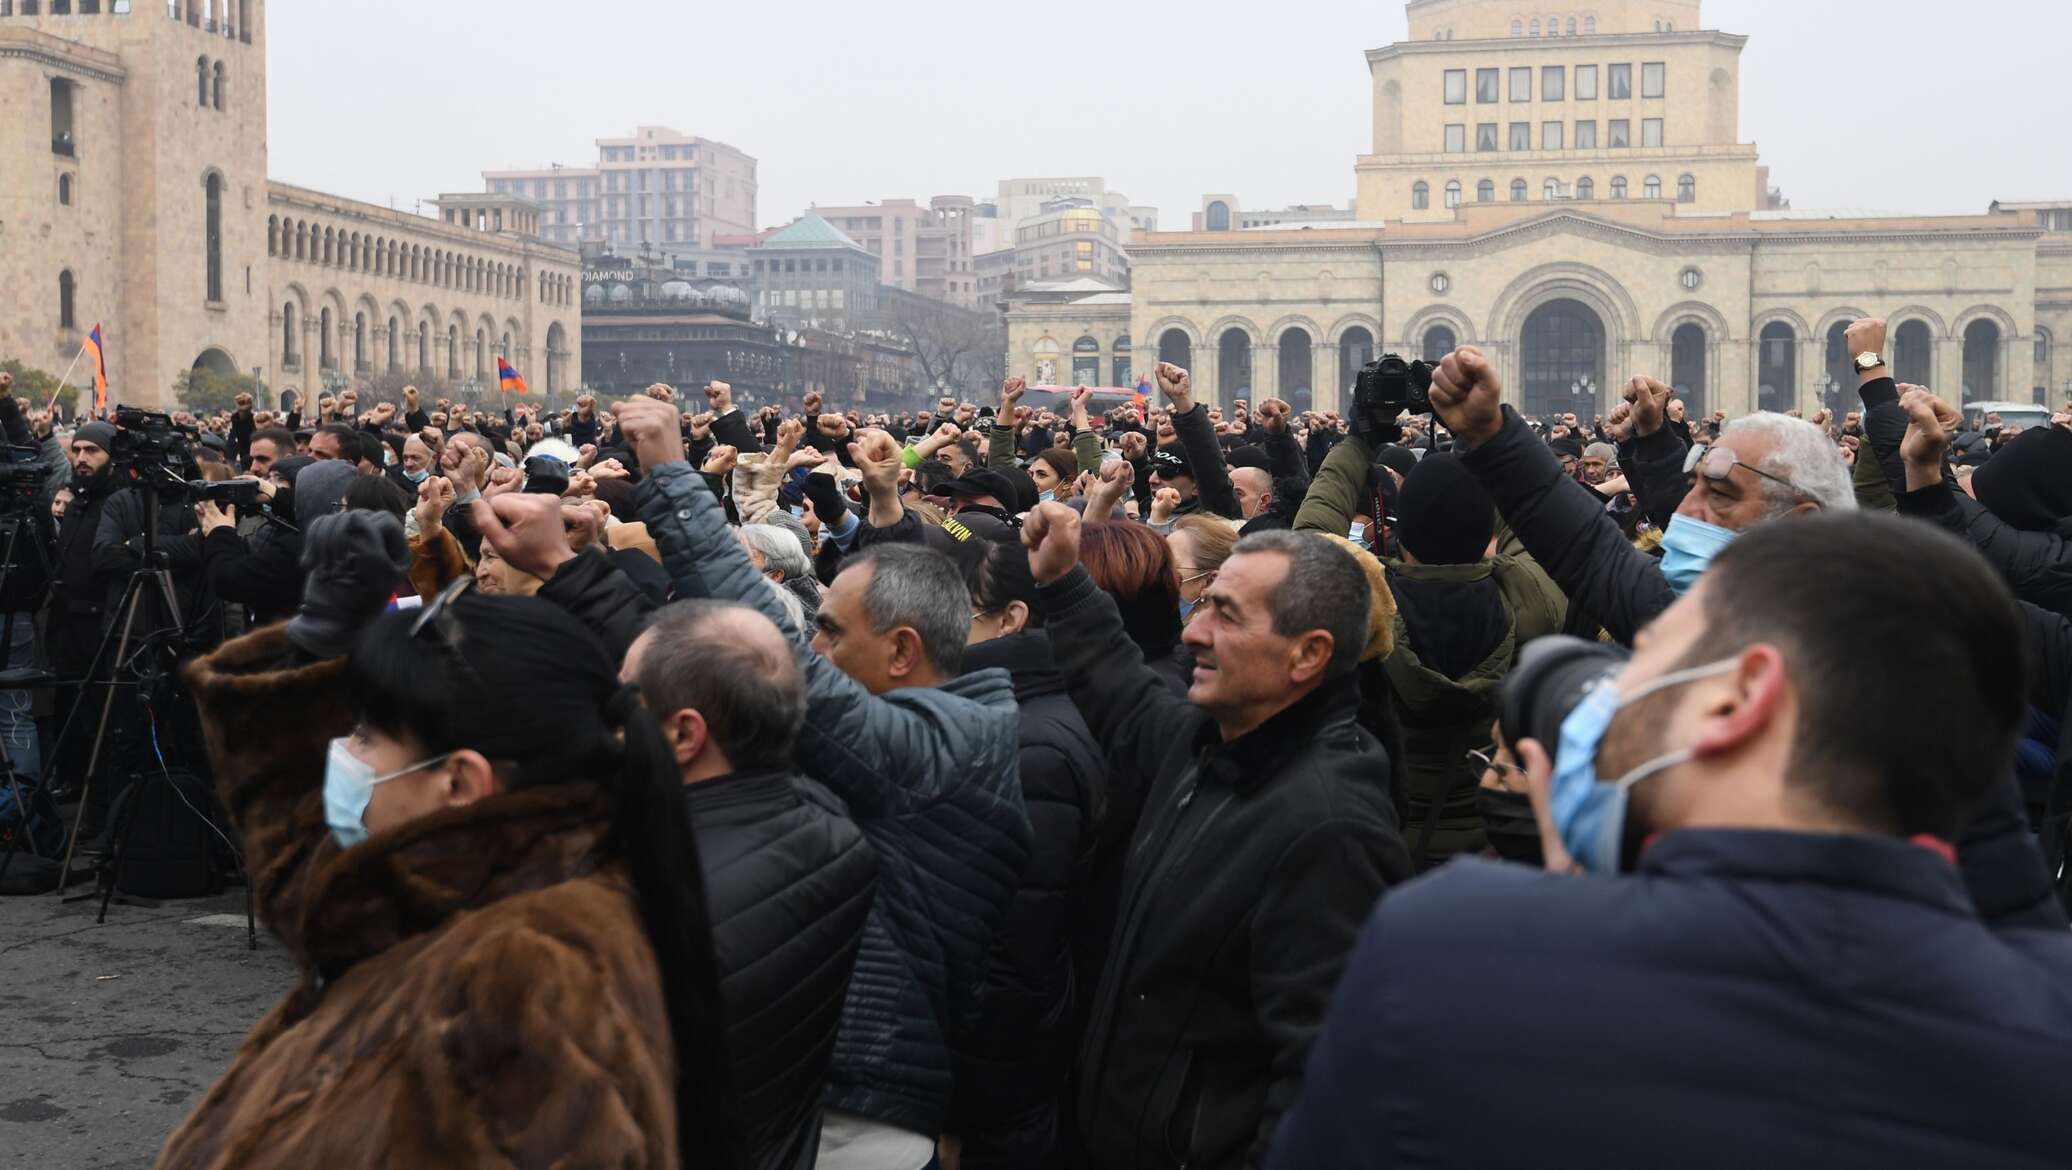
[155,626,679,1170]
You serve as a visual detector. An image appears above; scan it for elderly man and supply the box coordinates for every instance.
[1023,507,1411,1170]
[1430,347,1855,646]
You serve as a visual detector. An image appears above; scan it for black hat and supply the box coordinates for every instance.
[73,422,117,452]
[1973,425,2072,532]
[994,465,1039,513]
[1227,445,1272,471]
[1375,445,1420,479]
[1548,435,1585,460]
[930,467,1020,509]
[1395,452,1495,566]
[1150,444,1192,478]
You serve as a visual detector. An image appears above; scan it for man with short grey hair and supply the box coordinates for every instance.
[624,599,877,1170]
[1021,505,1411,1170]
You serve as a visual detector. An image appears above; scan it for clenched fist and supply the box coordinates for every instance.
[1623,376,1674,438]
[1022,501,1083,585]
[1428,346,1505,448]
[1154,362,1194,413]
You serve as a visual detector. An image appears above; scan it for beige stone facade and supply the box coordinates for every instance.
[1,2,581,411]
[1015,0,2072,421]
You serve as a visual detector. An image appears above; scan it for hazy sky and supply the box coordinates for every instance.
[267,0,2072,229]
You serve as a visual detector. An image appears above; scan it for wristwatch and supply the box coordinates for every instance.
[1853,352,1887,373]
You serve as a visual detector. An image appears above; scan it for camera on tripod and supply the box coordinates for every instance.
[110,407,202,498]
[1352,353,1435,439]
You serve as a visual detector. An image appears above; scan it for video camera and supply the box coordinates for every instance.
[0,445,48,518]
[1353,354,1435,431]
[111,406,201,478]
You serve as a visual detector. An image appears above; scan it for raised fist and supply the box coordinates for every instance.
[1622,376,1674,438]
[1154,362,1194,411]
[1256,398,1290,434]
[704,380,734,413]
[1022,500,1083,585]
[1843,318,1888,370]
[1427,345,1504,447]
[1899,385,1959,471]
[1002,376,1027,410]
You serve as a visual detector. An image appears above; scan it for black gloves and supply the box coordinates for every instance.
[286,511,411,660]
[802,470,852,526]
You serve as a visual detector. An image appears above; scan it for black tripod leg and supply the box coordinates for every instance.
[56,575,146,895]
[94,762,148,924]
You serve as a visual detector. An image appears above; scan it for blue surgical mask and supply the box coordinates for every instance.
[1038,489,1056,503]
[323,737,454,849]
[1658,514,1738,596]
[403,467,429,484]
[1548,657,1740,872]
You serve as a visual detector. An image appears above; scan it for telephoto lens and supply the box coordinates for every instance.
[1497,636,1631,762]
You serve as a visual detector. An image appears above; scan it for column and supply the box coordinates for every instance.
[1193,347,1218,413]
[1254,342,1279,405]
[1313,342,1341,415]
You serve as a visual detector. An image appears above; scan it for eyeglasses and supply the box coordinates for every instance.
[1178,567,1217,586]
[412,575,474,648]
[1466,745,1527,791]
[1682,443,1807,498]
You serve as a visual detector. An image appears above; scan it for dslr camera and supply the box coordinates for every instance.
[1497,635,1632,763]
[1352,353,1434,438]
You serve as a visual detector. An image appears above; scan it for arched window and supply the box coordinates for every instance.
[267,215,279,256]
[1678,174,1696,203]
[1643,176,1662,199]
[197,56,209,107]
[1158,329,1192,370]
[1511,179,1529,201]
[204,172,223,302]
[1544,178,1562,199]
[281,302,297,366]
[319,307,334,369]
[1339,326,1375,391]
[1610,176,1628,199]
[58,173,73,206]
[1423,324,1459,364]
[1477,178,1495,202]
[1411,181,1430,211]
[1671,323,1709,416]
[59,270,77,330]
[1512,18,1522,34]
[1444,180,1462,209]
[1758,321,1797,414]
[212,61,225,110]
[1219,329,1252,402]
[1963,319,2002,403]
[1566,17,1576,34]
[1530,17,1540,35]
[1205,201,1231,231]
[1585,15,1596,32]
[1577,176,1595,199]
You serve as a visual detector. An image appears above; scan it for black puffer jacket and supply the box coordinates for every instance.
[950,632,1106,1168]
[1898,481,2072,621]
[1460,406,1677,647]
[688,770,878,1170]
[199,522,303,630]
[1039,566,1412,1170]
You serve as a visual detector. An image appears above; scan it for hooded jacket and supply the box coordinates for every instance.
[156,627,681,1170]
[1038,565,1411,1170]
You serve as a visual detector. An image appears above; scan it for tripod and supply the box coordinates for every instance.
[53,473,254,948]
[0,511,59,887]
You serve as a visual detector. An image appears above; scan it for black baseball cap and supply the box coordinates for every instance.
[1150,445,1192,478]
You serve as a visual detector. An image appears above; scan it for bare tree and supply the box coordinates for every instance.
[883,291,1004,399]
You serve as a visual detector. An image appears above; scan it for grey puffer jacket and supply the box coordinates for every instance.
[632,461,1031,1138]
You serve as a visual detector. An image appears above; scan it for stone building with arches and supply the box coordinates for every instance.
[1011,0,2072,418]
[1,2,580,412]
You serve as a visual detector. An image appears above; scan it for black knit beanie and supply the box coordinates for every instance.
[1394,452,1495,565]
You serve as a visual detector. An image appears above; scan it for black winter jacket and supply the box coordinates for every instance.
[688,769,877,1170]
[199,523,303,630]
[949,632,1107,1167]
[1462,406,1675,647]
[1039,566,1411,1170]
[1899,481,2072,621]
[51,469,117,628]
[1169,402,1241,521]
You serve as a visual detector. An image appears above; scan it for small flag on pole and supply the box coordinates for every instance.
[84,324,109,415]
[496,356,529,396]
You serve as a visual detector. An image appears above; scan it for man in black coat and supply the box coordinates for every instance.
[624,599,877,1170]
[1270,514,2072,1170]
[45,421,121,796]
[1022,506,1411,1170]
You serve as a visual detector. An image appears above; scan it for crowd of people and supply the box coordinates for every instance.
[4,309,2072,1169]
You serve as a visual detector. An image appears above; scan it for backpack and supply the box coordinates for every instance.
[105,770,229,901]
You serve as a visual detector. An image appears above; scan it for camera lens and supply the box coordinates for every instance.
[1497,636,1630,759]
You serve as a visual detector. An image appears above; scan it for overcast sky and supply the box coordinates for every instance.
[267,0,2072,229]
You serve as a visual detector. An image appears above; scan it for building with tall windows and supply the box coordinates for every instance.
[484,127,758,252]
[2,1,582,410]
[1013,0,2072,420]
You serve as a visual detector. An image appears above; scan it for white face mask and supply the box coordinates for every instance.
[322,737,454,848]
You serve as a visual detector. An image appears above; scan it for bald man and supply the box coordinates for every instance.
[1231,465,1276,521]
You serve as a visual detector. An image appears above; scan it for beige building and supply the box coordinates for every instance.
[485,127,759,251]
[3,2,582,411]
[810,196,981,307]
[1010,0,2072,421]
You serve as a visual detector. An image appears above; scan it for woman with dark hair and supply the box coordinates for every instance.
[157,512,734,1170]
[1077,519,1189,693]
[340,471,410,522]
[951,539,1106,1168]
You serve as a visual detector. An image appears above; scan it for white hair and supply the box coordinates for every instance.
[758,572,806,633]
[1719,412,1858,517]
[740,523,814,583]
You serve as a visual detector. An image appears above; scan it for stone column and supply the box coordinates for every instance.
[1254,342,1279,404]
[1194,347,1218,413]
[1313,343,1341,415]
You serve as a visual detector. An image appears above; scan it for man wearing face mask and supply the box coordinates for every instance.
[1270,514,2072,1170]
[1429,347,1855,647]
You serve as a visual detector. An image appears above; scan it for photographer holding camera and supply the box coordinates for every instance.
[1269,513,2072,1169]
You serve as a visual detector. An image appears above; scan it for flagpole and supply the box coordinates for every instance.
[45,336,91,419]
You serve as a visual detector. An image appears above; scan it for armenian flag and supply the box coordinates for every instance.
[496,356,528,396]
[84,324,109,415]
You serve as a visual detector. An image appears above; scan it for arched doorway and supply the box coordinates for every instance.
[1158,329,1192,372]
[1339,327,1375,396]
[1278,329,1313,414]
[1823,322,1855,420]
[1670,322,1708,417]
[1894,320,1934,386]
[1757,322,1796,413]
[1519,299,1605,419]
[1219,329,1252,403]
[1963,319,2001,403]
[191,347,238,378]
[1422,324,1458,364]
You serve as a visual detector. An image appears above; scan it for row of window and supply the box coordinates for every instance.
[1411,173,1695,208]
[1445,63,1664,106]
[267,215,574,307]
[280,307,534,385]
[1509,15,1600,37]
[1444,117,1663,152]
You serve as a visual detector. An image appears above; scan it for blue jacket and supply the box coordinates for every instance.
[632,461,1030,1138]
[1268,828,2072,1170]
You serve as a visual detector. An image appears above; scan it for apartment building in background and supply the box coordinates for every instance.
[485,127,757,251]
